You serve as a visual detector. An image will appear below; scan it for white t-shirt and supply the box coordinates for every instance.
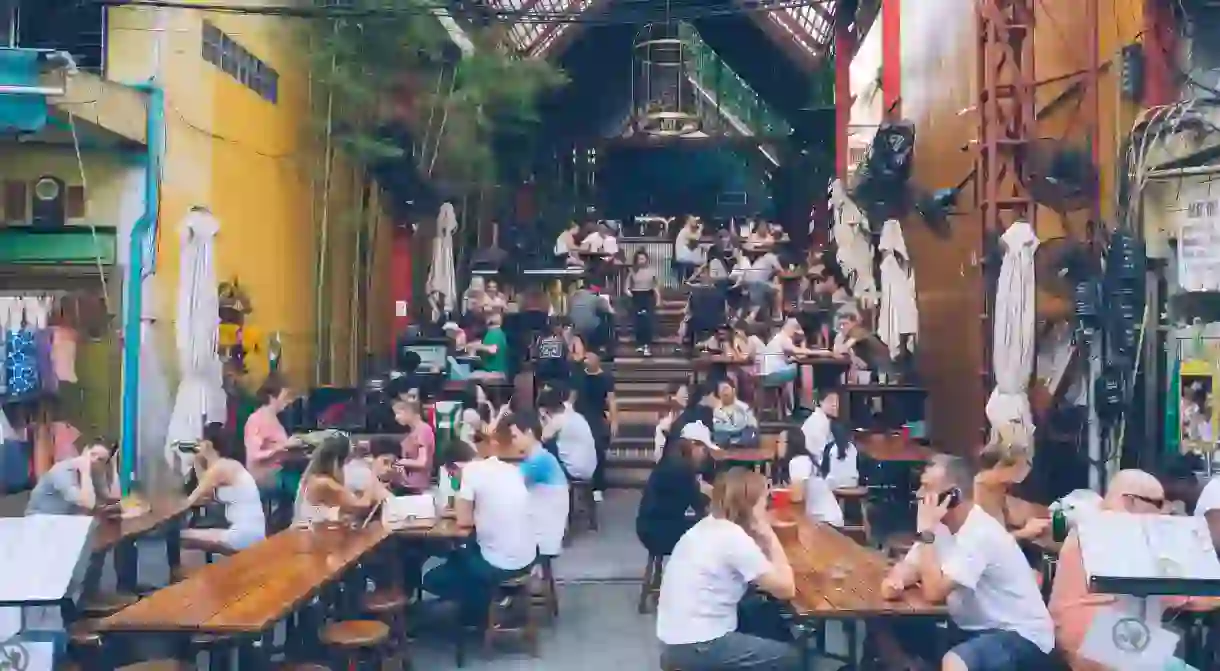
[656,516,772,645]
[757,332,794,376]
[581,231,605,253]
[800,409,861,489]
[901,506,1054,652]
[549,409,598,480]
[674,228,703,263]
[1194,477,1220,518]
[787,455,844,527]
[602,235,619,255]
[343,459,375,494]
[457,457,537,571]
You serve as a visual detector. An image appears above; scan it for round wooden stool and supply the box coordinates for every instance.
[566,480,599,539]
[484,574,538,657]
[360,588,410,668]
[530,555,559,621]
[320,620,391,671]
[80,592,139,618]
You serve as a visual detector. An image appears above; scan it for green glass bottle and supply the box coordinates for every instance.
[1051,507,1068,543]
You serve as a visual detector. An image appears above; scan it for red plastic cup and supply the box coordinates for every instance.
[770,487,792,510]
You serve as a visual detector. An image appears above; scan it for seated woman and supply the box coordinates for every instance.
[554,221,583,266]
[294,434,388,526]
[974,423,1050,541]
[756,319,823,415]
[182,422,267,553]
[778,428,843,527]
[343,437,402,495]
[673,216,705,281]
[25,441,119,516]
[637,421,715,558]
[656,467,799,671]
[798,390,859,490]
[712,380,758,447]
[1050,470,1212,671]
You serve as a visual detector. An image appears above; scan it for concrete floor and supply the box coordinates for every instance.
[3,489,850,670]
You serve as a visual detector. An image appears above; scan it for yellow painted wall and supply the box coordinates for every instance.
[896,0,1146,451]
[105,3,391,392]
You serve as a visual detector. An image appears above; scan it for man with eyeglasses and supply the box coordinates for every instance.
[1049,470,1217,671]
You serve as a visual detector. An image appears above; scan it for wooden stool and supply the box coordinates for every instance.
[360,588,411,667]
[484,574,539,657]
[187,633,234,671]
[567,480,599,539]
[638,553,665,614]
[760,385,786,421]
[530,555,559,621]
[320,620,392,671]
[80,592,139,618]
[834,487,870,545]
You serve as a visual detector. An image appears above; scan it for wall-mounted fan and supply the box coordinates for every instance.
[1023,138,1098,212]
[1034,236,1099,324]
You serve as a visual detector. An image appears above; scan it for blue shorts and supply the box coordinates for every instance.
[761,365,797,386]
[947,629,1047,671]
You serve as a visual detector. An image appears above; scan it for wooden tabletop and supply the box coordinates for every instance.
[393,517,473,540]
[92,498,190,555]
[98,524,390,634]
[855,435,935,463]
[774,512,946,619]
[709,435,777,464]
[792,354,851,367]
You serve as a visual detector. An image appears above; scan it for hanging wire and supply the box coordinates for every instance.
[67,112,113,315]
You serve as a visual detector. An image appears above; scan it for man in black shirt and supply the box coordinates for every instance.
[573,351,617,500]
[534,317,570,390]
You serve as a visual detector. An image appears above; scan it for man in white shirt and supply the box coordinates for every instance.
[420,433,537,627]
[538,385,599,481]
[877,455,1053,670]
[1193,472,1220,551]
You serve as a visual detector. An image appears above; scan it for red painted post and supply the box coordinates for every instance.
[1142,0,1178,108]
[835,14,856,179]
[389,223,414,338]
[881,0,901,118]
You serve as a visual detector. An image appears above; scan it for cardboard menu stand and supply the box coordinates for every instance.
[0,515,98,671]
[1078,511,1220,597]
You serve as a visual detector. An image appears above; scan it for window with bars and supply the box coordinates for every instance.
[200,20,279,103]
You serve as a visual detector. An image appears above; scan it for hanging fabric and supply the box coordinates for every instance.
[877,219,920,358]
[51,325,79,383]
[985,221,1039,437]
[4,298,40,399]
[828,179,878,308]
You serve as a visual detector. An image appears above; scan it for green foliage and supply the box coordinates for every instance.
[306,0,567,192]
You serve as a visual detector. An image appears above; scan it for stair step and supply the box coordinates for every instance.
[615,356,692,367]
[617,334,681,344]
[606,466,652,489]
[615,380,674,395]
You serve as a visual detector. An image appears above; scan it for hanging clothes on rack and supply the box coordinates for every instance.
[3,297,40,400]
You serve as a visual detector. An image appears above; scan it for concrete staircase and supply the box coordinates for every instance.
[607,290,691,488]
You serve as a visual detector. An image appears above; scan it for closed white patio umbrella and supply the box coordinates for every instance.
[427,203,459,315]
[877,219,919,358]
[828,179,878,307]
[985,221,1039,437]
[165,207,226,476]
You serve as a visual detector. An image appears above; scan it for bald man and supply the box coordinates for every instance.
[1049,470,1212,671]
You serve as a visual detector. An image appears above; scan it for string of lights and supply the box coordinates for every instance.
[92,0,834,26]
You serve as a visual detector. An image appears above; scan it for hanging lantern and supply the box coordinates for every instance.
[630,20,701,138]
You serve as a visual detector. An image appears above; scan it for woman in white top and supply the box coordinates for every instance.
[183,422,267,552]
[294,434,389,526]
[673,216,705,279]
[655,382,690,462]
[779,428,843,528]
[657,468,799,670]
[554,221,581,261]
[798,390,859,490]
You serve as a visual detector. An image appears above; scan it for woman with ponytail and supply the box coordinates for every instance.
[778,428,843,528]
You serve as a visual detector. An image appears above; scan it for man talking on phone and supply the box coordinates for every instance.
[874,455,1053,671]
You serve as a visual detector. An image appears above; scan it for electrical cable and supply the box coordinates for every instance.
[67,112,113,315]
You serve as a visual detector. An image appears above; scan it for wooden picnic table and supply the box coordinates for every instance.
[98,524,391,635]
[854,432,935,463]
[774,511,945,619]
[91,497,190,593]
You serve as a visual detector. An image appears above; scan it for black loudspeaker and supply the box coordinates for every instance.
[30,175,66,228]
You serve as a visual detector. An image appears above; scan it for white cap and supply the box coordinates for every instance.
[443,321,460,332]
[680,421,720,451]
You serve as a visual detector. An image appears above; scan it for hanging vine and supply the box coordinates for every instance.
[305,0,568,193]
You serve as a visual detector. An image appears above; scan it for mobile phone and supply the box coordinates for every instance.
[939,487,963,509]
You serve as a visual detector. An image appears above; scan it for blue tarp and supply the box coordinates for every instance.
[0,49,49,132]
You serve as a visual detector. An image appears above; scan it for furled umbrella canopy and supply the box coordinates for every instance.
[426,202,459,315]
[985,221,1039,437]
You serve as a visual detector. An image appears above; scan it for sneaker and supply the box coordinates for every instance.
[636,346,646,353]
[642,345,651,356]
[593,490,604,502]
